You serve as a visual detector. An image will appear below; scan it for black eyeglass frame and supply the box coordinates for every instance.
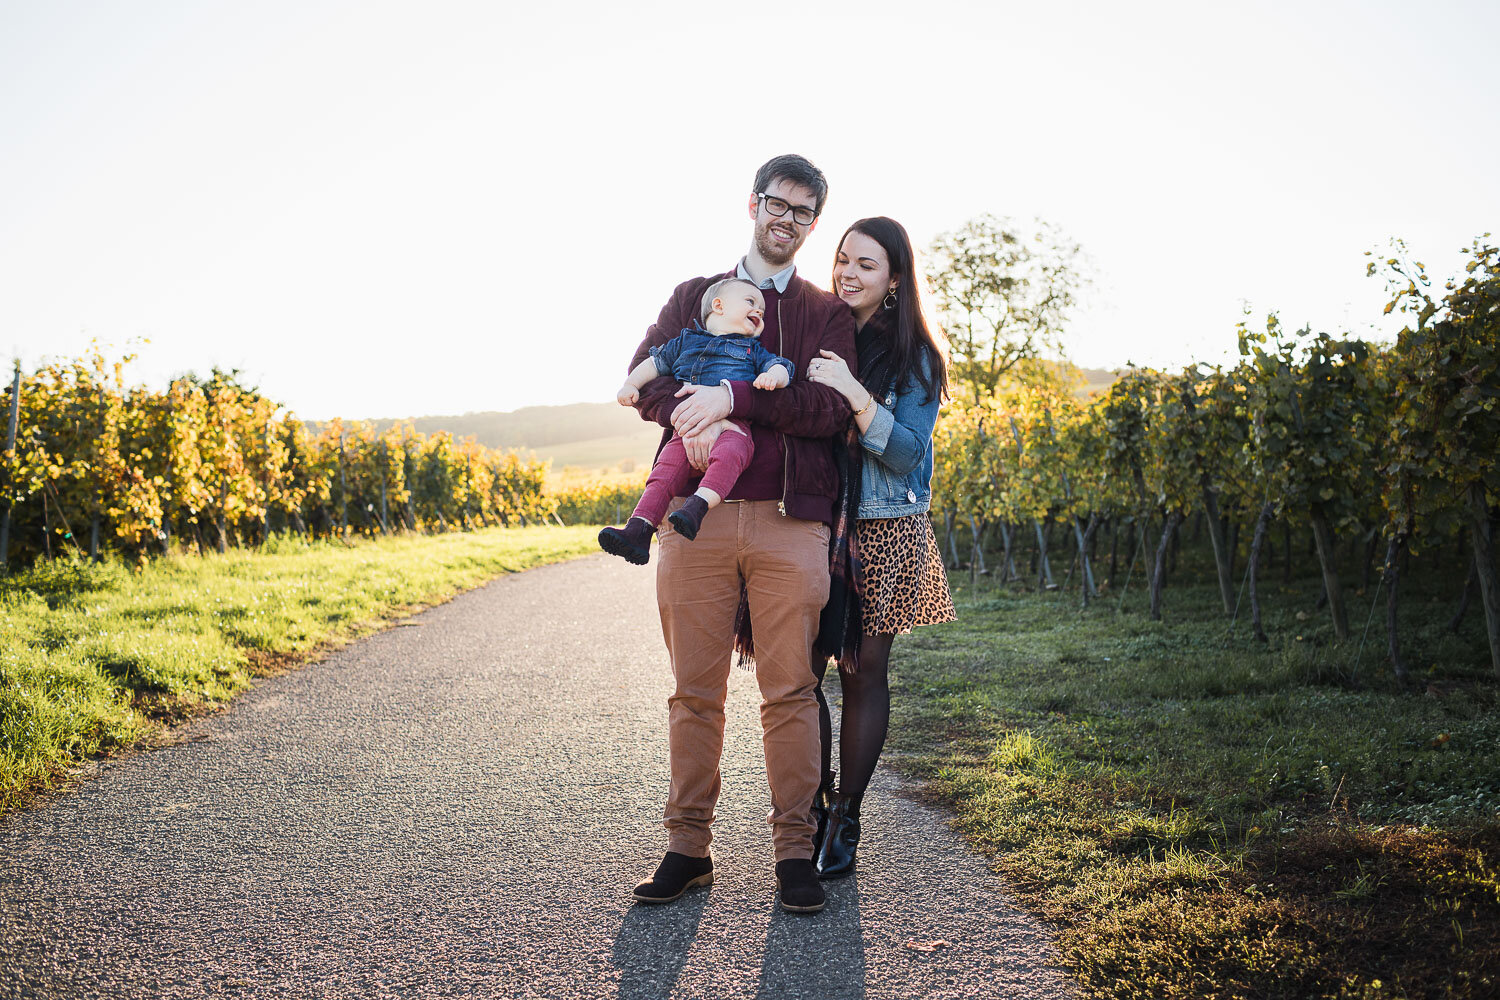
[755,192,819,227]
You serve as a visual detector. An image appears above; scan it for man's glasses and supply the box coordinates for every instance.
[756,193,817,227]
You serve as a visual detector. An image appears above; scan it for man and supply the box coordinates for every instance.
[627,154,855,914]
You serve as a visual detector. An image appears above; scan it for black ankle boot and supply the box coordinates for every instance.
[811,776,835,857]
[667,495,709,540]
[598,517,655,565]
[815,795,860,879]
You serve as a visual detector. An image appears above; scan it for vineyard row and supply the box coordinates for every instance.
[930,243,1500,677]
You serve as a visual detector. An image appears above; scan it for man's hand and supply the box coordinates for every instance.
[681,420,727,471]
[672,382,733,437]
[617,384,639,406]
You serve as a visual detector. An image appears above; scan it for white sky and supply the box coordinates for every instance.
[3,0,1495,420]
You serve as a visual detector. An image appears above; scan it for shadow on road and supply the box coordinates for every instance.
[610,890,711,999]
[756,876,866,999]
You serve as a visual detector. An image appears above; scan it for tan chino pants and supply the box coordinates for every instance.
[655,499,830,862]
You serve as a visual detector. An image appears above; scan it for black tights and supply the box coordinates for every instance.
[813,632,894,815]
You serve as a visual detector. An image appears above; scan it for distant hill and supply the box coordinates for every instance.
[345,402,663,479]
[335,367,1122,480]
[363,402,651,451]
[1078,366,1120,397]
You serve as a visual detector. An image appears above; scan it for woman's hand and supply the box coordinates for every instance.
[806,349,865,404]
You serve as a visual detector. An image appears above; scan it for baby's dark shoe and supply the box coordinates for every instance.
[598,517,655,565]
[667,496,710,541]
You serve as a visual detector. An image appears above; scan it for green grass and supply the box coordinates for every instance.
[0,525,598,814]
[867,547,1500,999]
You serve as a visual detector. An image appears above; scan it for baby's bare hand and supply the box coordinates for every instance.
[617,386,639,406]
[752,373,779,390]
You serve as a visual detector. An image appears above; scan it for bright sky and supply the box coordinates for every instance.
[3,0,1495,420]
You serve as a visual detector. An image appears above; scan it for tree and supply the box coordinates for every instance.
[925,215,1088,402]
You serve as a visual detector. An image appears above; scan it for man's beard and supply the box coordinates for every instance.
[754,221,799,266]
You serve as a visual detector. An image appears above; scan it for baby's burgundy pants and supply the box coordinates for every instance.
[631,420,755,526]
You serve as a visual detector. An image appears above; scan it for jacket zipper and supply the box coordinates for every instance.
[778,296,788,516]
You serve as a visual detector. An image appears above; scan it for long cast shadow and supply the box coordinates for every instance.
[755,875,866,999]
[610,890,711,1000]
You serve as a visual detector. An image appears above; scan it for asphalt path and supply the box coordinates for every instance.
[0,554,1076,999]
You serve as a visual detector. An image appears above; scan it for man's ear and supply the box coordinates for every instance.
[747,193,760,222]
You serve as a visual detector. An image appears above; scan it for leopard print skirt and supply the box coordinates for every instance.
[856,514,956,636]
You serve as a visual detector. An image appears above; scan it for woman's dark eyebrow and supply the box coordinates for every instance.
[857,256,879,265]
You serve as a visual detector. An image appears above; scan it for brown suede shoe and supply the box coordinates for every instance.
[775,858,826,914]
[632,851,713,904]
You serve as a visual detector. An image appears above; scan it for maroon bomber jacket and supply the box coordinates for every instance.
[629,269,856,524]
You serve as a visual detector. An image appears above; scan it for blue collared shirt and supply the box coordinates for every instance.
[736,258,796,293]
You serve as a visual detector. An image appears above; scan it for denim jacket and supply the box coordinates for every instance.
[858,350,940,519]
[650,326,794,387]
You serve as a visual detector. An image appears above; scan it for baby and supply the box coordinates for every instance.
[599,277,791,564]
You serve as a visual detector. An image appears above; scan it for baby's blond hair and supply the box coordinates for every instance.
[699,277,762,326]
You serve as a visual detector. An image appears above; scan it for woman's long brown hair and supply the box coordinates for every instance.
[831,216,949,404]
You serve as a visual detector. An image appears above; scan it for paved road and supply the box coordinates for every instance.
[0,555,1075,999]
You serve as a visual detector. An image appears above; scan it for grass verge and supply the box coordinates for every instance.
[872,554,1499,999]
[0,525,599,815]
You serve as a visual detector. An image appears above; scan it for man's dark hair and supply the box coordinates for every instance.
[700,277,762,325]
[752,154,828,217]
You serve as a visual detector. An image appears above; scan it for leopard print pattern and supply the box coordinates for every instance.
[856,514,957,636]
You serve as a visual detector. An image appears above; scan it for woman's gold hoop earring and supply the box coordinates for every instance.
[882,288,898,310]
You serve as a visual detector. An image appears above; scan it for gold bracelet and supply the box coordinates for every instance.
[852,393,875,417]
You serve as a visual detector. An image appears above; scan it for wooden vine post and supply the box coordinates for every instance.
[337,426,349,535]
[1044,410,1096,598]
[0,360,20,568]
[379,438,390,534]
[1008,416,1053,590]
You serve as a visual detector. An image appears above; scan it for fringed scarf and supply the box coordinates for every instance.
[730,421,863,674]
[813,422,864,673]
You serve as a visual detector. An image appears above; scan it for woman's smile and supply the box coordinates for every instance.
[834,230,893,324]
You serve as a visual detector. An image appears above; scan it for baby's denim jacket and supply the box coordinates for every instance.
[650,325,795,388]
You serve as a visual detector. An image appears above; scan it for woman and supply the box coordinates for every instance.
[806,216,955,878]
